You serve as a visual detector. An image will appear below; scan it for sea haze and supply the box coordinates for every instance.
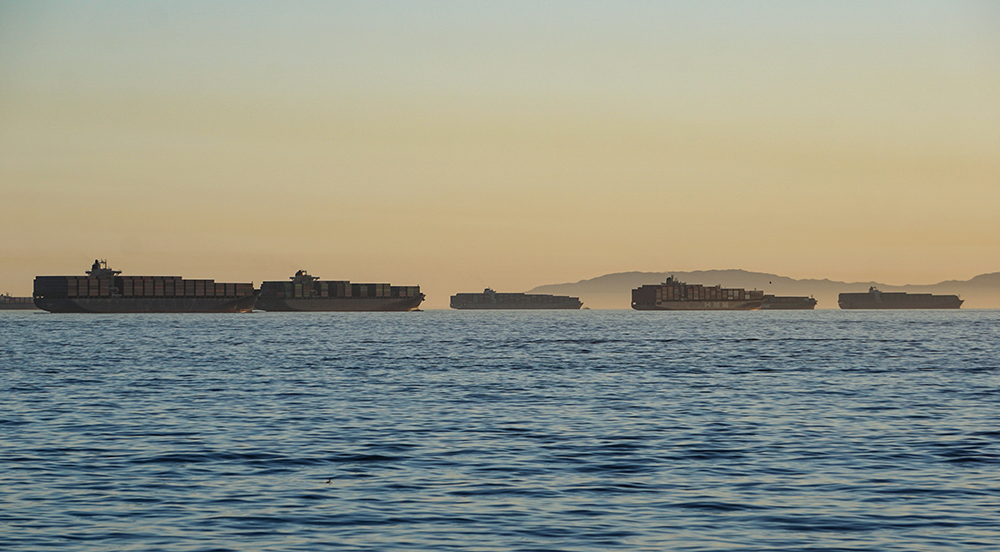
[528,270,1000,309]
[2,310,998,551]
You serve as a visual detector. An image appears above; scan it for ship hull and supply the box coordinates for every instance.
[34,295,258,314]
[255,296,424,312]
[838,299,963,309]
[450,291,582,309]
[632,300,763,311]
[450,302,582,310]
[761,296,817,310]
[838,292,962,309]
[0,301,38,310]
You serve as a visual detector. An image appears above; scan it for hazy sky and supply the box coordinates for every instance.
[2,1,998,307]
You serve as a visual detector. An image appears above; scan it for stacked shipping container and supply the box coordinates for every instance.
[632,278,765,310]
[34,276,255,298]
[265,280,421,300]
[0,294,37,309]
[649,283,762,302]
[32,262,259,313]
[255,272,425,311]
[449,289,583,309]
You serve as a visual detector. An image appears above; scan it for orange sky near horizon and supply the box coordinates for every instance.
[2,1,998,308]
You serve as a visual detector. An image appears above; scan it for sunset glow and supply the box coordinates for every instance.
[3,1,998,308]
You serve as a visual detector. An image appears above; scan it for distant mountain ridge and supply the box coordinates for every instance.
[527,270,1000,309]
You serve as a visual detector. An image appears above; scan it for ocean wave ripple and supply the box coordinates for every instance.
[1,310,999,551]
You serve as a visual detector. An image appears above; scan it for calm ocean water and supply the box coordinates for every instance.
[1,309,998,551]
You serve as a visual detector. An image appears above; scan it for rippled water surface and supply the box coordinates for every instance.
[2,310,999,551]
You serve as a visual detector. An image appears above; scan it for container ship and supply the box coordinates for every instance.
[255,270,424,311]
[450,288,583,309]
[838,287,962,309]
[33,260,258,313]
[632,276,764,310]
[0,293,38,310]
[761,295,817,309]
